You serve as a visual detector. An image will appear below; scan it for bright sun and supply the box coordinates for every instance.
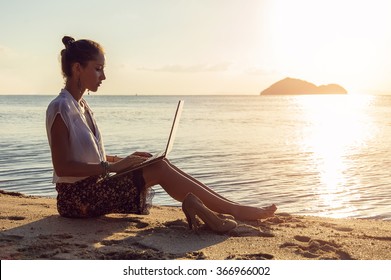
[267,0,391,93]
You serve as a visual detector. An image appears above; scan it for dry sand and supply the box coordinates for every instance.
[1,190,390,260]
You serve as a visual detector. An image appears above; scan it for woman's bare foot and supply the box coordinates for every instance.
[232,204,277,221]
[256,204,277,219]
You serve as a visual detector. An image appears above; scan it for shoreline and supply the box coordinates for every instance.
[1,190,390,260]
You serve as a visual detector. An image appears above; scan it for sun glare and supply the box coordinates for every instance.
[295,95,375,217]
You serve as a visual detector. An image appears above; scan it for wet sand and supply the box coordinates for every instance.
[1,190,390,260]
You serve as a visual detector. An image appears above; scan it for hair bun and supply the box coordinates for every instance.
[62,36,75,48]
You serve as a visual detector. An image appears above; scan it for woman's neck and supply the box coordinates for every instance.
[64,79,85,102]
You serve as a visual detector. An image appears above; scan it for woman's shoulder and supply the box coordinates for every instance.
[47,93,77,124]
[47,90,75,112]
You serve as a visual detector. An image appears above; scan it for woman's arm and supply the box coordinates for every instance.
[50,115,105,177]
[50,115,148,177]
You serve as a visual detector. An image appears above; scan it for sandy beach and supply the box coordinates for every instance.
[0,190,390,260]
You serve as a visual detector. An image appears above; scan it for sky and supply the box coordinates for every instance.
[1,0,391,95]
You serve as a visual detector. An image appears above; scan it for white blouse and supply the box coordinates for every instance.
[46,89,106,183]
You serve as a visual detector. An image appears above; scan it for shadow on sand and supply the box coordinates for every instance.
[0,213,230,259]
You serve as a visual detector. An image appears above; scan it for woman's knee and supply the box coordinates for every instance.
[153,159,171,174]
[142,159,171,185]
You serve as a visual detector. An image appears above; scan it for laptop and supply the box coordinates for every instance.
[110,100,184,177]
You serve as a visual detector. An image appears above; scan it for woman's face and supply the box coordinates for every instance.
[80,52,106,92]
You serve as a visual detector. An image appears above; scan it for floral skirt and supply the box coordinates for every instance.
[55,170,153,218]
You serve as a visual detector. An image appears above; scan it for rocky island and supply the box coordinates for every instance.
[260,77,347,95]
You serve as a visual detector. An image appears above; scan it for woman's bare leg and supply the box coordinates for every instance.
[164,160,237,205]
[142,159,276,221]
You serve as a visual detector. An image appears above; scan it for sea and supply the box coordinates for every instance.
[1,94,391,220]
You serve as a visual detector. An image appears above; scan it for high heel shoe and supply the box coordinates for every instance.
[182,193,237,233]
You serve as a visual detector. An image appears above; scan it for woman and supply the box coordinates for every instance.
[46,36,276,232]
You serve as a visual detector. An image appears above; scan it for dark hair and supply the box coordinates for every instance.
[60,36,104,78]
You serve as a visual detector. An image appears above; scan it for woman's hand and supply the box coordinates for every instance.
[131,151,153,158]
[106,155,122,162]
[109,153,151,173]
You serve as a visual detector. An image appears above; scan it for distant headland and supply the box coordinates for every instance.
[260,77,347,95]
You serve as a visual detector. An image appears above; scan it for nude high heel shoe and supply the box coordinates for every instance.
[182,193,237,233]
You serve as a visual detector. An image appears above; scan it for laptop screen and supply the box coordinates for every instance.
[164,100,184,156]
